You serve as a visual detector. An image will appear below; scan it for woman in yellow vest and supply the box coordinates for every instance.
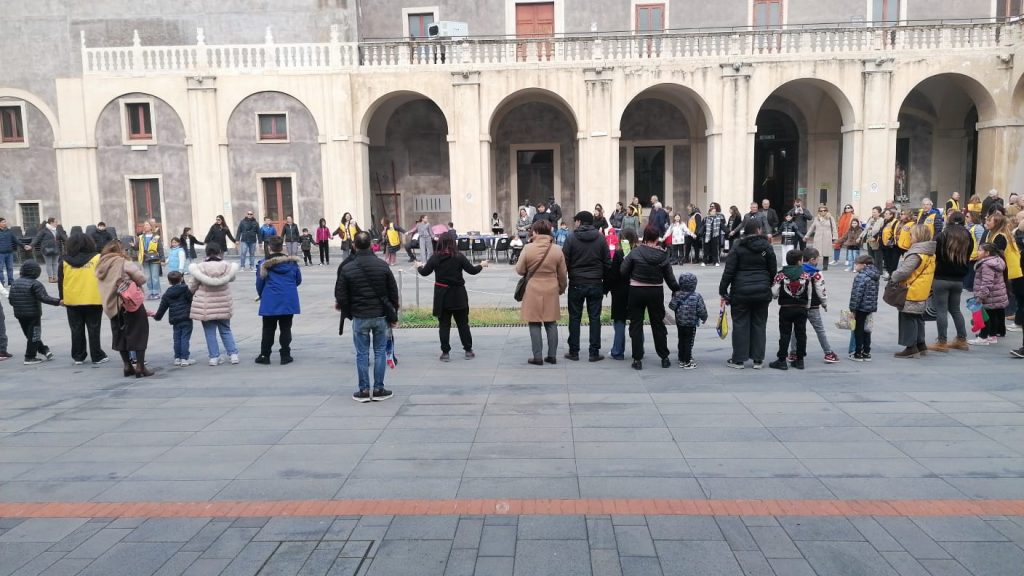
[685,204,703,264]
[967,194,983,219]
[890,224,936,358]
[58,231,109,364]
[879,208,900,279]
[380,218,406,266]
[137,221,164,299]
[896,211,915,251]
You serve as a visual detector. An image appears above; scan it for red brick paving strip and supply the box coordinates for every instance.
[0,499,1022,518]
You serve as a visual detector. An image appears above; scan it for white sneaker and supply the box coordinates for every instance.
[173,358,182,366]
[180,358,196,366]
[988,336,999,344]
[968,337,991,346]
[1007,324,1022,332]
[209,356,224,366]
[715,263,720,267]
[700,263,706,267]
[229,354,240,365]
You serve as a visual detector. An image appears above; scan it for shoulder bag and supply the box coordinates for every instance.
[352,258,399,324]
[514,242,554,302]
[117,272,145,313]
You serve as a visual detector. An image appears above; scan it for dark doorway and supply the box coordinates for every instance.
[753,110,799,210]
[964,106,979,199]
[634,146,665,207]
[516,149,555,209]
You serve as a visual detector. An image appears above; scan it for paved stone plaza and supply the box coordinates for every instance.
[1,258,1023,575]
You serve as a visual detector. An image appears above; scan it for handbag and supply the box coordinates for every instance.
[716,301,729,339]
[116,275,145,313]
[882,280,908,309]
[835,309,855,330]
[514,242,554,302]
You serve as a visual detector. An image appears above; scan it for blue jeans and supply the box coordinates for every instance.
[844,248,860,267]
[173,321,193,359]
[611,320,626,358]
[567,283,603,356]
[144,261,161,295]
[202,319,238,358]
[353,316,388,392]
[0,252,13,285]
[240,242,257,269]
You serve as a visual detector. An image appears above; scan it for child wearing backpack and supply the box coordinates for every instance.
[848,254,881,361]
[770,250,811,370]
[299,228,314,266]
[788,247,839,363]
[668,272,708,369]
[152,271,195,366]
[8,260,62,364]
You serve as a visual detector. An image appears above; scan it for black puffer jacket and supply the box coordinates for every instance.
[719,234,777,303]
[562,225,610,284]
[154,283,194,325]
[621,244,680,292]
[236,217,260,244]
[335,251,400,319]
[9,260,60,318]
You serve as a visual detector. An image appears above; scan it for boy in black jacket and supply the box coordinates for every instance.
[769,250,811,371]
[9,260,62,364]
[152,271,195,366]
[299,229,314,266]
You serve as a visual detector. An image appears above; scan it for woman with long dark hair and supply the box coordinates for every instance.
[416,232,488,361]
[179,227,204,269]
[622,224,680,370]
[316,218,332,265]
[725,205,743,252]
[204,215,235,254]
[929,212,973,352]
[702,202,725,266]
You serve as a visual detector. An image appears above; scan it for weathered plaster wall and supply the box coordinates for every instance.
[0,100,59,233]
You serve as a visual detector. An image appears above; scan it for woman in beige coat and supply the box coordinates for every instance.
[804,205,839,270]
[516,220,568,365]
[94,240,153,377]
[188,243,241,366]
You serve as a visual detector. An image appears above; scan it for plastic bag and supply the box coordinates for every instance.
[716,301,729,340]
[835,309,855,330]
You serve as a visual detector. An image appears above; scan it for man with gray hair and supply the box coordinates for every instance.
[648,201,669,233]
[916,197,944,237]
[982,189,1003,218]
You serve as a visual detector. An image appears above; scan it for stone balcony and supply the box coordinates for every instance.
[80,20,1022,76]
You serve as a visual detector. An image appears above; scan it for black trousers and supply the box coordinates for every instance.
[676,326,696,363]
[980,308,1006,338]
[703,237,721,265]
[439,308,472,353]
[628,286,669,361]
[777,307,808,360]
[730,300,769,363]
[854,310,872,354]
[302,249,313,265]
[567,283,603,356]
[17,316,47,360]
[67,305,106,363]
[318,241,329,264]
[260,315,293,357]
[684,237,700,263]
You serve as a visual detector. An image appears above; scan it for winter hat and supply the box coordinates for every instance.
[20,259,41,280]
[677,272,698,292]
[574,211,594,225]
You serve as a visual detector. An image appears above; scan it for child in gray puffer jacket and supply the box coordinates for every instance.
[668,272,708,369]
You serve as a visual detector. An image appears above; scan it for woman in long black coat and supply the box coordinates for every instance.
[204,215,235,253]
[416,232,488,361]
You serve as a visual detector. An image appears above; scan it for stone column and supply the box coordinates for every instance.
[185,75,225,232]
[580,70,615,214]
[858,59,897,211]
[53,78,99,224]
[450,72,486,232]
[976,121,1024,196]
[717,63,753,213]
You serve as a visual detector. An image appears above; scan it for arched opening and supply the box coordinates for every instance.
[618,84,712,214]
[363,94,450,230]
[95,93,189,238]
[489,90,578,226]
[0,95,58,237]
[896,74,996,206]
[226,91,321,235]
[753,79,852,214]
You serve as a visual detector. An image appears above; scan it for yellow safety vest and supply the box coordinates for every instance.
[881,220,898,247]
[917,210,938,237]
[61,255,102,306]
[905,253,936,302]
[947,198,960,212]
[988,232,1023,280]
[687,215,699,234]
[897,223,914,251]
[386,226,401,247]
[137,234,160,263]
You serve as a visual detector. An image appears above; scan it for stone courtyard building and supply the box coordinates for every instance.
[2,1,1024,237]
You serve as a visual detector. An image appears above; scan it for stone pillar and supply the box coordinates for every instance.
[580,70,615,214]
[53,78,99,224]
[858,59,897,212]
[717,63,753,213]
[450,72,486,232]
[351,136,372,228]
[976,121,1024,197]
[320,74,357,228]
[185,75,225,231]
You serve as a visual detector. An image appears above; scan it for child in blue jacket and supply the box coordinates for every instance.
[668,272,708,369]
[849,254,881,361]
[255,236,302,365]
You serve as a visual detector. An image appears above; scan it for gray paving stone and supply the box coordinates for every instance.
[124,518,212,543]
[181,520,233,552]
[45,522,106,553]
[219,541,280,576]
[578,477,705,499]
[698,478,834,500]
[26,558,91,576]
[77,542,184,576]
[65,528,132,559]
[453,519,483,549]
[590,549,623,576]
[573,460,693,478]
[254,517,334,542]
[614,525,656,557]
[95,480,229,502]
[258,541,317,576]
[986,519,1024,547]
[514,540,591,576]
[880,551,932,576]
[777,517,864,541]
[0,543,50,576]
[687,459,812,478]
[201,528,261,559]
[748,527,802,559]
[182,558,234,576]
[942,477,1024,499]
[0,519,88,543]
[474,556,514,576]
[767,558,817,576]
[646,517,722,541]
[797,541,899,576]
[442,548,476,576]
[715,518,758,551]
[6,550,63,576]
[339,541,373,558]
[337,478,462,499]
[385,516,458,540]
[849,517,903,552]
[798,458,933,478]
[653,540,743,576]
[153,551,202,576]
[216,479,347,501]
[617,556,660,576]
[820,478,964,500]
[462,459,576,478]
[875,518,951,560]
[233,519,272,529]
[324,520,358,542]
[365,540,450,576]
[457,477,580,499]
[910,517,1009,542]
[518,516,587,540]
[0,481,115,502]
[732,550,774,576]
[916,559,974,576]
[478,525,517,557]
[939,541,1024,576]
[587,517,617,550]
[325,557,363,576]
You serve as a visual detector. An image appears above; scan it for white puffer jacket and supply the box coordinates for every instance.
[187,259,239,321]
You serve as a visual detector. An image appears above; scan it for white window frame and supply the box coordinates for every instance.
[0,100,29,149]
[256,172,299,225]
[748,0,789,28]
[256,111,290,143]
[866,0,907,24]
[509,144,562,207]
[15,200,41,231]
[631,1,669,34]
[402,6,440,38]
[124,174,167,236]
[119,97,157,146]
[506,0,564,37]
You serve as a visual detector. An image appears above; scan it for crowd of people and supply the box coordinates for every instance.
[1,188,1022,403]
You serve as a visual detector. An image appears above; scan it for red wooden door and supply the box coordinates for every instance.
[131,179,162,234]
[262,177,294,233]
[516,2,554,61]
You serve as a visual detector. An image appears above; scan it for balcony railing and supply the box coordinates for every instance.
[81,21,1019,76]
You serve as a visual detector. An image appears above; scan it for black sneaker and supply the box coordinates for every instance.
[862,353,872,362]
[23,357,43,365]
[726,359,745,370]
[352,390,372,403]
[544,357,557,364]
[661,357,671,368]
[850,353,865,362]
[254,355,271,365]
[280,355,293,365]
[0,351,12,361]
[588,354,604,363]
[465,350,475,360]
[768,359,788,370]
[1012,348,1024,359]
[631,360,642,370]
[43,351,54,361]
[790,359,805,370]
[372,388,393,402]
[440,352,450,362]
[564,352,580,361]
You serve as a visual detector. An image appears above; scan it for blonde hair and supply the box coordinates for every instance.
[909,224,933,245]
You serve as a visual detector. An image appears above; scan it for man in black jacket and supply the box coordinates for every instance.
[281,216,301,257]
[785,200,812,251]
[89,222,115,252]
[336,231,400,403]
[719,220,778,370]
[235,212,260,271]
[0,218,16,287]
[561,211,610,362]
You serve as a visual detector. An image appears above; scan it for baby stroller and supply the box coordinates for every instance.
[509,237,524,265]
